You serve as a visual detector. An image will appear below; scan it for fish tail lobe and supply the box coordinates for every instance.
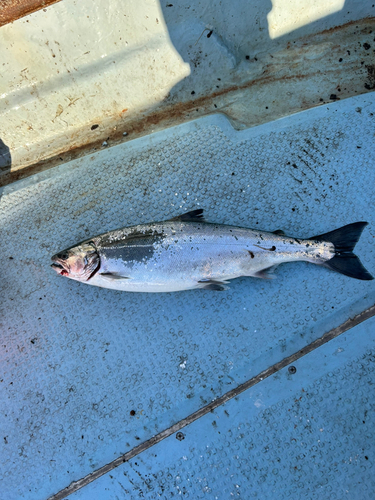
[311,221,373,280]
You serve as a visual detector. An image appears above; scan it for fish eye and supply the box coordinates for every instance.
[57,251,69,260]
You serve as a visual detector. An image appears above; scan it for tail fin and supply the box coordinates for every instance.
[311,222,373,281]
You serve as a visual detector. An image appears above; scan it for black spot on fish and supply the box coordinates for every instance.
[127,228,165,241]
[295,238,302,244]
[254,244,276,252]
[248,251,255,259]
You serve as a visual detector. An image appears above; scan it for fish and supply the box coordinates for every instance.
[51,209,373,292]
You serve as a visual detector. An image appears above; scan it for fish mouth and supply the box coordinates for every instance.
[51,258,69,276]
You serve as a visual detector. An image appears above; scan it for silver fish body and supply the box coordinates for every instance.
[51,210,373,292]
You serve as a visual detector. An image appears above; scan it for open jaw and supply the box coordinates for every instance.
[51,260,69,276]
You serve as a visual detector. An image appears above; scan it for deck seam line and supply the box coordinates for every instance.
[49,303,375,500]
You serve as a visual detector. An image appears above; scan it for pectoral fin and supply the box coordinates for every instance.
[99,272,130,281]
[198,279,229,291]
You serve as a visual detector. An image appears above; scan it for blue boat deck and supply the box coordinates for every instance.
[1,94,374,499]
[67,315,375,500]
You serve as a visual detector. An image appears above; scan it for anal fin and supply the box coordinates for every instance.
[198,279,229,291]
[252,265,278,280]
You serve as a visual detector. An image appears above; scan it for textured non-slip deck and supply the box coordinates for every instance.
[1,94,374,499]
[67,316,375,500]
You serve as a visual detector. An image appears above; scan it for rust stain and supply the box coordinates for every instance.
[0,0,62,27]
[305,16,375,38]
[54,104,63,119]
[67,96,81,107]
[1,17,374,188]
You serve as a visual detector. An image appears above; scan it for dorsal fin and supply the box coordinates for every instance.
[169,209,205,222]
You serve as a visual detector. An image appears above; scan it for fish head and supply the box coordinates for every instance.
[51,242,100,281]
